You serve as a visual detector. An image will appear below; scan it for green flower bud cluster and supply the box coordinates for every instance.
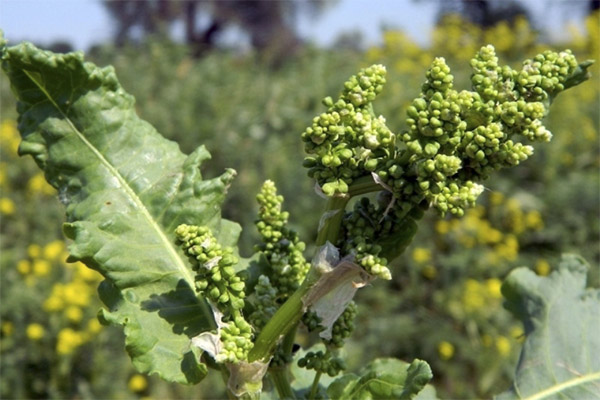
[516,49,579,101]
[302,45,587,218]
[337,196,420,280]
[248,275,278,330]
[217,316,254,364]
[175,224,253,363]
[269,347,294,368]
[176,224,246,309]
[386,46,581,216]
[255,180,310,300]
[429,180,485,217]
[301,301,357,349]
[298,350,346,377]
[301,64,394,196]
[301,309,323,332]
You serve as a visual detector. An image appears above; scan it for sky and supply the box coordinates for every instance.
[0,0,592,52]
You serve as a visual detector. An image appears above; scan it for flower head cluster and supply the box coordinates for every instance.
[254,180,310,300]
[176,225,245,309]
[250,181,313,364]
[323,301,357,348]
[175,224,253,363]
[247,275,278,330]
[302,301,357,348]
[302,65,394,196]
[298,350,346,377]
[299,302,357,376]
[300,46,589,285]
[337,194,424,280]
[303,45,590,216]
[337,197,392,280]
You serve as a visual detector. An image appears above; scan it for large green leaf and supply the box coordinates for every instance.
[327,358,433,399]
[498,254,600,400]
[1,40,241,384]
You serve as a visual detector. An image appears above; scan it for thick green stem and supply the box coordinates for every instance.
[346,175,381,197]
[270,368,296,399]
[249,178,384,363]
[315,195,351,246]
[248,271,319,362]
[280,325,297,355]
[308,371,323,399]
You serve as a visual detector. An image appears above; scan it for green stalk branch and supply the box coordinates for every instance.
[315,195,351,246]
[308,371,323,400]
[249,179,384,363]
[270,368,296,399]
[248,272,318,362]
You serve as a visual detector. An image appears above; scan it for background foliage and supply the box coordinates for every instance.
[1,10,598,399]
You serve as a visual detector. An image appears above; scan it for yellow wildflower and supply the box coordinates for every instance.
[1,321,14,336]
[32,259,51,276]
[43,240,65,261]
[435,220,450,235]
[421,265,437,280]
[57,328,85,355]
[27,244,42,259]
[510,326,525,342]
[74,262,101,282]
[128,374,148,393]
[496,336,511,357]
[17,260,31,275]
[26,323,45,341]
[27,173,55,196]
[535,259,551,276]
[482,227,503,244]
[462,279,485,312]
[437,341,455,360]
[0,197,15,215]
[65,306,83,323]
[0,120,20,154]
[87,318,103,335]
[495,235,519,261]
[525,210,544,231]
[44,293,63,312]
[412,247,431,264]
[63,281,92,307]
[485,278,502,299]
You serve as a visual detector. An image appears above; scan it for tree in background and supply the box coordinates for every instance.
[435,0,531,27]
[102,0,333,59]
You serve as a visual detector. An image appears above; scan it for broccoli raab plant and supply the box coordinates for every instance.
[2,34,599,399]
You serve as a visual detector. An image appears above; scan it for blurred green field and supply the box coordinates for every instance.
[1,13,598,399]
